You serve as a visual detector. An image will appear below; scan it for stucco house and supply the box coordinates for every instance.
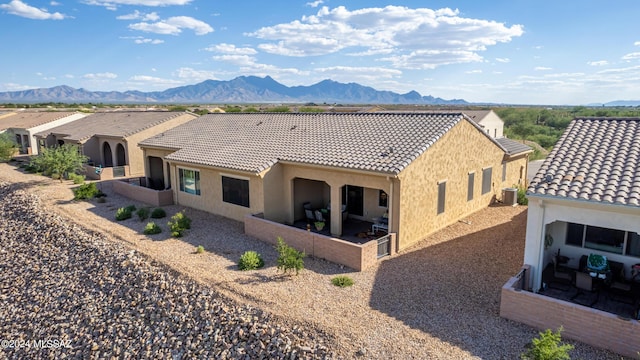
[0,111,88,155]
[34,111,197,180]
[137,112,530,259]
[500,117,640,358]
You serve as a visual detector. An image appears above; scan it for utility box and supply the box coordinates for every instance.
[503,188,518,206]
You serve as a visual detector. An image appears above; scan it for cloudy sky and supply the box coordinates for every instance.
[1,0,639,105]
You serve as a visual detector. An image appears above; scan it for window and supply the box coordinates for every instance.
[502,161,507,182]
[179,168,200,195]
[437,181,446,214]
[467,172,474,201]
[585,225,625,254]
[378,190,388,207]
[482,167,492,194]
[565,223,584,247]
[566,222,638,257]
[627,232,640,257]
[222,176,250,207]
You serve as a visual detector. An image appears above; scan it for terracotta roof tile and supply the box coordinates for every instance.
[140,112,498,175]
[528,117,640,207]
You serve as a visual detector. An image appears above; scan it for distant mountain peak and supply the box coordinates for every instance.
[0,76,468,105]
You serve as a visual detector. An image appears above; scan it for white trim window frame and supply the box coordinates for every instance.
[178,167,201,196]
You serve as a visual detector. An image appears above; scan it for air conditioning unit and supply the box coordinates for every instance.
[503,187,518,206]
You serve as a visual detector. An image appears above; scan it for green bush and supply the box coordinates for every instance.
[238,251,265,270]
[517,185,528,205]
[143,222,162,235]
[51,173,61,180]
[115,207,133,221]
[521,327,573,360]
[125,205,137,212]
[331,275,354,287]
[275,237,305,275]
[195,245,205,254]
[68,173,85,184]
[168,211,191,237]
[136,207,150,221]
[150,208,166,219]
[73,182,99,200]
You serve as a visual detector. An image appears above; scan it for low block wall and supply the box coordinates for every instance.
[500,276,640,358]
[113,180,173,206]
[84,165,131,181]
[244,214,387,271]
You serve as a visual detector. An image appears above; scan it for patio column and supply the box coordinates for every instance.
[329,184,342,237]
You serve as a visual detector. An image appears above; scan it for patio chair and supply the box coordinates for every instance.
[607,262,634,304]
[314,210,327,223]
[547,256,573,290]
[303,202,315,223]
[571,271,599,307]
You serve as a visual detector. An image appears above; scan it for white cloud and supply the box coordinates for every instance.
[204,43,257,55]
[0,0,67,20]
[635,41,640,46]
[306,0,323,7]
[211,54,307,78]
[382,49,483,69]
[135,38,164,44]
[83,72,118,79]
[127,75,183,87]
[587,60,608,66]
[534,66,552,71]
[314,66,401,83]
[117,10,159,21]
[247,5,523,70]
[622,52,640,61]
[173,67,218,82]
[495,57,510,63]
[50,1,60,5]
[83,0,192,9]
[129,16,213,35]
[466,70,482,74]
[1,83,36,91]
[212,54,256,66]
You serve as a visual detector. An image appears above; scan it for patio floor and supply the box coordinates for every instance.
[540,263,640,319]
[292,218,386,244]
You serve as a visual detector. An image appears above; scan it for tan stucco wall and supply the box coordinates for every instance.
[126,113,196,176]
[168,162,264,222]
[274,163,397,236]
[477,110,504,138]
[396,119,519,249]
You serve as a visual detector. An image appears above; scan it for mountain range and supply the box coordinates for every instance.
[0,76,468,105]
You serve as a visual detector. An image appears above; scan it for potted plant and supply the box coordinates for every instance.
[314,221,325,231]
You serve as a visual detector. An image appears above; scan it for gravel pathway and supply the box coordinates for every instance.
[0,162,627,359]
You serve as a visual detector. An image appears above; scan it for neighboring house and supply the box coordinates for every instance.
[523,117,640,292]
[0,111,88,155]
[35,111,197,180]
[139,112,531,251]
[377,109,505,138]
[501,117,640,358]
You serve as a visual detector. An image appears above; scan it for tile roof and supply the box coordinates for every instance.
[528,117,640,207]
[140,112,505,175]
[0,111,77,131]
[375,109,494,125]
[37,111,195,142]
[495,137,533,156]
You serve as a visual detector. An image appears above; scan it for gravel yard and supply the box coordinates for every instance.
[0,162,626,359]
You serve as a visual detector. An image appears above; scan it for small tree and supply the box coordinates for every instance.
[521,327,573,360]
[30,143,88,181]
[0,133,18,162]
[275,237,305,275]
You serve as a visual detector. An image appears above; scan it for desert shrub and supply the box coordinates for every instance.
[125,204,137,212]
[51,173,61,180]
[143,222,162,235]
[136,207,150,221]
[238,251,265,270]
[150,208,166,219]
[68,173,85,184]
[168,211,191,237]
[195,245,205,254]
[275,237,305,275]
[115,207,133,221]
[73,182,99,200]
[517,185,528,205]
[331,275,354,287]
[521,327,573,360]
